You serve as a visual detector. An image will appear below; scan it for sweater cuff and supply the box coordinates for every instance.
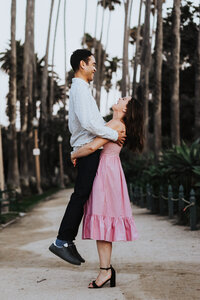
[113,130,118,141]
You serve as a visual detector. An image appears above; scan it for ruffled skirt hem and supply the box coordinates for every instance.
[82,214,138,242]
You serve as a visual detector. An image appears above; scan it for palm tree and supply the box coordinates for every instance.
[49,0,61,120]
[40,0,54,181]
[170,0,181,146]
[153,0,163,158]
[20,0,33,189]
[82,0,88,47]
[63,0,68,109]
[0,125,5,191]
[7,0,20,191]
[132,0,143,97]
[93,0,99,52]
[140,0,151,152]
[195,21,200,138]
[27,0,35,180]
[27,0,35,123]
[121,0,130,97]
[40,0,54,125]
[95,0,106,108]
[127,0,133,94]
[150,0,157,52]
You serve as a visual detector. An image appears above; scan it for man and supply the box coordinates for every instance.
[49,49,126,265]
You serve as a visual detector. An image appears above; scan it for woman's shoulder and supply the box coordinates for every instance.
[106,119,125,131]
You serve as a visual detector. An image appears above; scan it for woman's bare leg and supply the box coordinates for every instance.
[88,240,112,287]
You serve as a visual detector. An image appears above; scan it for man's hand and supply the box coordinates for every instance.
[117,129,126,146]
[71,153,77,167]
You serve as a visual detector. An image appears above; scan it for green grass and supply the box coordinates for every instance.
[16,187,60,212]
[0,187,60,225]
[0,212,19,224]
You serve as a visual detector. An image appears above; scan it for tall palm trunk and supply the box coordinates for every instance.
[171,0,181,146]
[40,0,54,181]
[132,0,142,97]
[128,0,133,29]
[63,0,68,109]
[7,0,20,191]
[49,0,61,119]
[127,0,133,95]
[20,0,32,189]
[27,0,35,126]
[0,126,5,191]
[93,0,99,52]
[102,8,112,80]
[96,0,106,109]
[82,0,88,47]
[27,0,35,178]
[121,0,130,97]
[140,0,151,152]
[195,23,200,138]
[40,0,54,124]
[150,1,157,52]
[153,0,163,158]
[105,9,111,51]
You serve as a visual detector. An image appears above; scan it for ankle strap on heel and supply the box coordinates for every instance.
[100,265,112,270]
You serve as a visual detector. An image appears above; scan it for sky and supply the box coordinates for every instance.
[0,0,198,126]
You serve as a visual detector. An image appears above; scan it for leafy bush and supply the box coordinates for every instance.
[121,139,200,210]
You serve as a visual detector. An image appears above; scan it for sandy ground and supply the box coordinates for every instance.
[0,188,200,300]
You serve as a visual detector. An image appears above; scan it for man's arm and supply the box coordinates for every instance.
[71,120,125,161]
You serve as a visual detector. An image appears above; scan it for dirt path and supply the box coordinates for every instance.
[0,189,200,300]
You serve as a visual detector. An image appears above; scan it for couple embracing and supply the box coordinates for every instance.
[49,49,144,288]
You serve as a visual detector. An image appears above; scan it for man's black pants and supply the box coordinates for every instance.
[57,150,101,241]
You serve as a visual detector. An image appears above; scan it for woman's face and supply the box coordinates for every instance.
[112,96,132,112]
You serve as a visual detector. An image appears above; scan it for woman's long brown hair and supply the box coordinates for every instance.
[123,92,144,153]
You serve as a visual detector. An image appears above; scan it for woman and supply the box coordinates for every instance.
[71,96,144,288]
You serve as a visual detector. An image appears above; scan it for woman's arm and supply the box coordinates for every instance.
[71,119,125,161]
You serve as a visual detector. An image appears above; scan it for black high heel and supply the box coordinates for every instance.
[89,265,116,288]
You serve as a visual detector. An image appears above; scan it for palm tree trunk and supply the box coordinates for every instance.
[105,9,111,51]
[132,0,142,98]
[140,0,151,152]
[121,0,130,97]
[49,0,61,120]
[153,0,163,158]
[40,0,54,182]
[127,0,133,94]
[27,0,35,178]
[0,126,5,191]
[96,0,106,109]
[82,0,88,47]
[63,0,68,109]
[101,8,112,93]
[93,0,99,52]
[171,0,181,146]
[20,0,32,190]
[195,23,200,138]
[7,0,20,191]
[27,0,35,125]
[40,0,54,124]
[150,1,157,52]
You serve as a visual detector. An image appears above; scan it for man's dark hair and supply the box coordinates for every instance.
[70,49,93,72]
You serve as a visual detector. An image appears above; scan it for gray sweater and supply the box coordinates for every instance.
[68,78,118,151]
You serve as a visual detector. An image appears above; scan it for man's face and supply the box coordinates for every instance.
[84,55,96,82]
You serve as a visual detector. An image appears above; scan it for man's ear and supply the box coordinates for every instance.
[123,108,127,113]
[80,60,86,70]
